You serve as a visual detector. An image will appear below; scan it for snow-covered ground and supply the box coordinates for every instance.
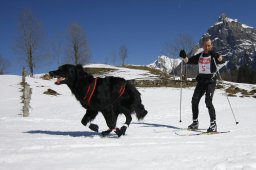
[1,71,256,170]
[84,64,159,80]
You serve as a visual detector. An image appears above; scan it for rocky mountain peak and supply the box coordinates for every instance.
[189,15,256,83]
[205,15,256,71]
[148,55,182,73]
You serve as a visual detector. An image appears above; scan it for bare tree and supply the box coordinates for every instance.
[51,34,65,66]
[104,56,109,64]
[0,55,9,74]
[166,33,195,56]
[119,45,128,66]
[67,22,91,65]
[165,33,195,80]
[111,50,117,66]
[15,10,43,76]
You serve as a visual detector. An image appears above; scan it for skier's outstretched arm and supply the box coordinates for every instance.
[179,50,200,64]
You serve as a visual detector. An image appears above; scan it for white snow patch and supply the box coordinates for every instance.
[214,21,223,26]
[226,17,238,23]
[84,64,159,80]
[242,24,254,29]
[0,74,256,170]
[213,37,219,41]
[84,64,119,70]
[194,48,204,55]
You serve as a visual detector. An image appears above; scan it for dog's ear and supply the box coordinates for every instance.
[76,64,84,77]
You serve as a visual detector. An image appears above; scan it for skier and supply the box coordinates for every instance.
[179,36,225,132]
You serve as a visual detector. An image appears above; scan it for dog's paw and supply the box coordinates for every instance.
[114,126,127,137]
[101,129,112,137]
[114,128,122,137]
[120,125,127,135]
[89,123,99,132]
[81,119,88,127]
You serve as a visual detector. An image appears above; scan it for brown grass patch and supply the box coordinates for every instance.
[43,89,60,96]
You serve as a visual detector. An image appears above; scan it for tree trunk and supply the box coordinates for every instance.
[21,68,32,117]
[74,42,79,65]
[28,45,33,76]
[184,64,187,82]
[23,83,32,117]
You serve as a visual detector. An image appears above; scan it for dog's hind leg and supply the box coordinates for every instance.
[115,111,132,137]
[81,109,99,132]
[124,112,132,126]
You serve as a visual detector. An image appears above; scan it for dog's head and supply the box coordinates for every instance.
[49,64,85,85]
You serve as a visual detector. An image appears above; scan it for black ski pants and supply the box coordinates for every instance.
[191,78,216,122]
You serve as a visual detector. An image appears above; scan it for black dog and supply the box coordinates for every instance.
[49,64,147,137]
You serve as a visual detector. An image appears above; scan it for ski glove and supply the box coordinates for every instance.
[210,50,223,62]
[179,50,187,58]
[210,50,220,58]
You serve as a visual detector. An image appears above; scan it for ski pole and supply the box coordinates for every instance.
[179,61,183,123]
[213,58,239,125]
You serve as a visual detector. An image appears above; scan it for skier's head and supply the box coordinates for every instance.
[201,36,212,54]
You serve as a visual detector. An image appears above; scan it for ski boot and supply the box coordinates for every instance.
[188,119,199,130]
[207,121,217,133]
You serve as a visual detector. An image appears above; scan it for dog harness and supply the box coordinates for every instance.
[119,84,126,97]
[83,77,126,106]
[83,78,99,106]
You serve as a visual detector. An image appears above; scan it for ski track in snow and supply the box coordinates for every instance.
[0,74,256,170]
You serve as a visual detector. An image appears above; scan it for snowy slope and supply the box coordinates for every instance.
[84,64,160,80]
[1,73,256,170]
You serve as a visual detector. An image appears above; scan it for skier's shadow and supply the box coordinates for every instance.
[132,122,181,130]
[25,130,98,138]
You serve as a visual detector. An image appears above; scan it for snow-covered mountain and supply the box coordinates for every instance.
[208,14,256,60]
[206,15,256,82]
[182,15,256,83]
[148,55,182,73]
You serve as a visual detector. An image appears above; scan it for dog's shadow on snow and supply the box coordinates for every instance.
[25,123,181,138]
[25,130,99,138]
[132,122,181,130]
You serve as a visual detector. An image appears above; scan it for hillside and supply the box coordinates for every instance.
[1,66,256,169]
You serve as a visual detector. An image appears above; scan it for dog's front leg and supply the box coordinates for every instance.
[81,109,99,132]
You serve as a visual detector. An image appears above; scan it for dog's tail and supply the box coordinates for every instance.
[126,82,148,120]
[135,102,148,121]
